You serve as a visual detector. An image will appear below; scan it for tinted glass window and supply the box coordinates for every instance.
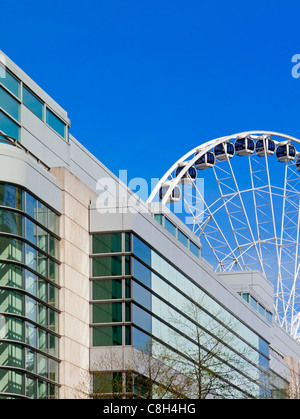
[23,87,43,120]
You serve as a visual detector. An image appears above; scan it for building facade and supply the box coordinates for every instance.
[0,51,299,399]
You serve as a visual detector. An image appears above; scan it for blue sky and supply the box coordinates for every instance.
[2,0,300,193]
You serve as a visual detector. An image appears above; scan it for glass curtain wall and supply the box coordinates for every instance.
[0,183,60,399]
[91,231,272,399]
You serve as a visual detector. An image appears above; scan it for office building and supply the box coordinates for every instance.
[0,51,299,399]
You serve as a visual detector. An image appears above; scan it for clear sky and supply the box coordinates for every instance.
[2,0,300,193]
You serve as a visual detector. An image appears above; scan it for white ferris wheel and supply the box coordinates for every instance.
[147,131,300,341]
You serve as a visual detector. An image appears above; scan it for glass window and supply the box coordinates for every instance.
[125,302,131,322]
[49,309,58,332]
[48,210,59,236]
[0,263,23,289]
[49,235,59,259]
[46,108,66,139]
[0,343,24,369]
[26,193,37,219]
[133,327,150,351]
[0,110,19,140]
[25,348,36,372]
[26,376,37,399]
[165,218,176,237]
[26,218,37,245]
[0,184,23,210]
[92,279,122,300]
[93,233,122,254]
[0,209,23,236]
[132,304,152,333]
[132,235,151,266]
[37,202,48,228]
[26,296,37,323]
[38,304,47,327]
[125,325,131,345]
[38,380,47,399]
[0,290,23,316]
[178,230,188,247]
[38,253,48,278]
[26,323,37,347]
[26,244,37,270]
[0,86,20,121]
[48,284,58,307]
[93,326,123,346]
[132,258,151,288]
[2,316,24,342]
[125,279,131,299]
[125,233,131,252]
[154,214,163,225]
[38,329,47,352]
[258,303,265,317]
[92,256,122,277]
[242,293,249,303]
[251,296,257,310]
[190,241,200,258]
[93,302,122,323]
[0,369,24,395]
[37,227,48,253]
[266,311,272,323]
[0,66,20,98]
[37,354,48,378]
[132,281,151,311]
[49,359,59,383]
[23,86,43,119]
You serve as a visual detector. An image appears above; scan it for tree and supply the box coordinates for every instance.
[158,295,269,399]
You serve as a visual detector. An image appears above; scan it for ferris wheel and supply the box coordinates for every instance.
[147,131,300,341]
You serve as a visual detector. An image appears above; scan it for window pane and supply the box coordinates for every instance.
[0,236,23,262]
[133,305,152,333]
[46,108,66,138]
[0,66,20,97]
[0,343,24,368]
[0,369,24,395]
[0,110,19,140]
[48,210,59,235]
[26,193,37,219]
[133,327,150,351]
[93,326,122,346]
[132,281,151,311]
[0,209,23,236]
[23,86,43,119]
[132,258,151,288]
[93,279,122,300]
[190,241,200,258]
[26,296,37,322]
[0,86,20,120]
[3,317,24,342]
[26,218,37,245]
[26,323,37,347]
[25,348,35,372]
[154,214,163,225]
[37,201,48,228]
[132,235,151,266]
[165,218,176,237]
[93,233,122,254]
[251,296,257,310]
[0,184,23,210]
[93,302,122,323]
[92,256,122,277]
[0,290,23,316]
[178,230,188,247]
[0,263,23,288]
